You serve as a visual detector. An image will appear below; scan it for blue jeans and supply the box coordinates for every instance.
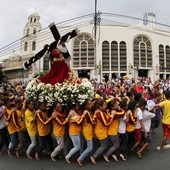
[93,137,108,158]
[37,133,53,154]
[26,136,37,155]
[105,135,120,157]
[65,135,81,159]
[8,132,17,150]
[78,139,93,161]
[51,136,64,157]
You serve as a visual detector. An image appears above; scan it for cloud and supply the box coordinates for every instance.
[0,0,93,48]
[1,0,170,53]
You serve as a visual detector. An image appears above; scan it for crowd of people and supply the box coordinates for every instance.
[0,77,170,167]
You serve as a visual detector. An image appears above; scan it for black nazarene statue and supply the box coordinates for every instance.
[23,23,79,85]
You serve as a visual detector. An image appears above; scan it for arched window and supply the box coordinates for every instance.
[119,41,127,71]
[24,42,28,51]
[140,42,146,67]
[80,41,87,67]
[73,34,95,68]
[111,41,118,71]
[34,18,36,22]
[26,28,29,35]
[102,41,110,71]
[30,18,32,23]
[159,45,164,72]
[33,28,36,34]
[133,35,152,68]
[32,41,36,51]
[166,46,170,72]
[146,40,152,67]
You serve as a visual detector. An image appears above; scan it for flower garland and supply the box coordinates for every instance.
[25,78,94,107]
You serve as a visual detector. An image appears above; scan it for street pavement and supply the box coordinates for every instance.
[0,125,170,170]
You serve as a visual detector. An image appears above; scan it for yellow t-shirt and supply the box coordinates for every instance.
[159,100,170,125]
[82,111,94,140]
[53,118,65,137]
[108,119,119,135]
[68,110,83,136]
[25,109,38,137]
[13,109,25,131]
[36,111,51,136]
[94,110,113,140]
[126,111,137,132]
[52,111,68,137]
[4,108,17,134]
[108,110,125,135]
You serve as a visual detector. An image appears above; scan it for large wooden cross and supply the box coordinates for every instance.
[23,23,78,70]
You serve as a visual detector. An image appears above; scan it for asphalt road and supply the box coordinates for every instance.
[0,125,170,170]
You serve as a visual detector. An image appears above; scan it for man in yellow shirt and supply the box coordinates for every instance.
[156,90,170,150]
[35,102,54,160]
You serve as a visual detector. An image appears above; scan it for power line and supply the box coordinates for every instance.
[0,19,93,57]
[102,12,170,28]
[1,12,170,58]
[0,13,94,52]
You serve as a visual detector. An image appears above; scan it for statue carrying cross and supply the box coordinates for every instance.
[23,23,79,85]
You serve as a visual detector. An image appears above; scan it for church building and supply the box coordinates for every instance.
[2,12,170,84]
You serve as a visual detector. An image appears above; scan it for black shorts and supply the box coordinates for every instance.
[151,119,160,129]
[144,132,152,143]
[142,131,152,143]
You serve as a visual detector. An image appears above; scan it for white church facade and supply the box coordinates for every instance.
[2,12,170,84]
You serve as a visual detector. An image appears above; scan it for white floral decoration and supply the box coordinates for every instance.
[25,78,94,107]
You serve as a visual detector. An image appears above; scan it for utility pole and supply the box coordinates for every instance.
[94,0,97,41]
[94,0,101,78]
[94,0,97,76]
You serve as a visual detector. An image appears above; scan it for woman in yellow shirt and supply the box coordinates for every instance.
[77,99,95,166]
[126,100,137,153]
[65,103,84,164]
[25,99,38,160]
[90,98,113,164]
[50,102,68,161]
[3,97,18,157]
[103,99,125,162]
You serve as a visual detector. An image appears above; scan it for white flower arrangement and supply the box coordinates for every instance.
[25,78,94,107]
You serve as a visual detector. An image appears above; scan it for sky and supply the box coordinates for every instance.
[1,0,170,58]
